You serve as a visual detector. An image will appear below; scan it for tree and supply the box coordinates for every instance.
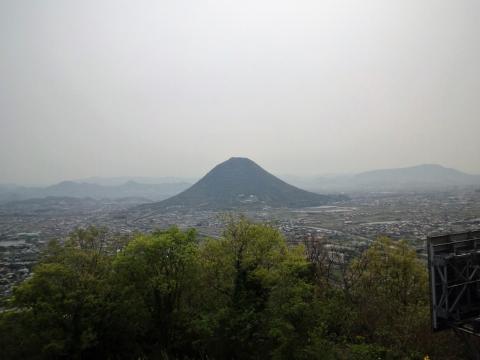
[345,237,462,359]
[2,227,114,359]
[0,224,469,359]
[111,226,201,358]
[194,217,320,359]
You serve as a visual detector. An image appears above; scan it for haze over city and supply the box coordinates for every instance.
[3,2,480,358]
[1,0,480,185]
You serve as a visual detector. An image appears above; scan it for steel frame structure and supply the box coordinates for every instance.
[428,231,480,358]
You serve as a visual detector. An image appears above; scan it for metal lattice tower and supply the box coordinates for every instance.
[428,230,480,358]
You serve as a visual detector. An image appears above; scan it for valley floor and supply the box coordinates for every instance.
[1,189,480,297]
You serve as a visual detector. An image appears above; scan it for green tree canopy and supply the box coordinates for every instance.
[0,222,467,360]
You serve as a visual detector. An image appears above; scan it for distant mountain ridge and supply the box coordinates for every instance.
[75,176,196,186]
[286,164,480,192]
[2,164,478,204]
[44,180,190,199]
[0,180,191,204]
[140,157,345,211]
[354,164,480,187]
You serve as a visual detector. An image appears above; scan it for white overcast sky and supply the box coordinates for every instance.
[1,0,479,184]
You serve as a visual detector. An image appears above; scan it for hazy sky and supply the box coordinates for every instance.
[1,0,479,185]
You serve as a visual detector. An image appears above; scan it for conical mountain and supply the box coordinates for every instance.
[142,157,344,210]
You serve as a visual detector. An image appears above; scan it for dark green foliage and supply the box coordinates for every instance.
[0,221,468,359]
[193,217,317,359]
[111,227,200,357]
[0,227,114,359]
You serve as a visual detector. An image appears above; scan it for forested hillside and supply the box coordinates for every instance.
[0,220,467,359]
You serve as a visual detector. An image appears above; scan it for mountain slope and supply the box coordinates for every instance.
[142,157,344,210]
